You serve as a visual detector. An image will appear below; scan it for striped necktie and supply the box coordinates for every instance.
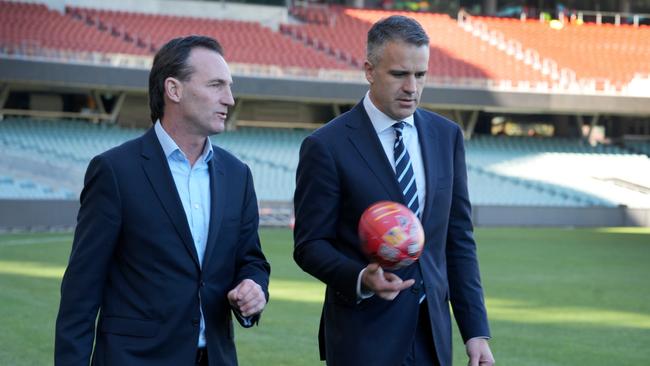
[393,121,420,217]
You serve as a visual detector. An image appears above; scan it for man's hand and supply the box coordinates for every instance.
[361,263,415,300]
[466,337,495,366]
[227,279,266,317]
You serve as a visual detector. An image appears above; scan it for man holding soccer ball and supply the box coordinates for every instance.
[293,15,494,366]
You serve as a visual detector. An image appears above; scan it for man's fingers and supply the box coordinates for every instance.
[227,288,239,305]
[398,278,415,289]
[238,288,266,316]
[235,285,260,305]
[228,280,265,316]
[379,274,414,290]
[366,263,381,274]
[230,279,257,301]
[239,295,265,316]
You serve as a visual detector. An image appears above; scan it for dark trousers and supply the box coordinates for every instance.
[402,301,440,366]
[196,347,208,366]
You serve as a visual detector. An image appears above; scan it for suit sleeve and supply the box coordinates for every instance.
[55,155,122,365]
[446,126,491,342]
[293,135,366,302]
[232,165,270,327]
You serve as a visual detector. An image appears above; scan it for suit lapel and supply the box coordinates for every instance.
[202,151,226,271]
[415,110,439,225]
[346,101,404,203]
[140,128,200,269]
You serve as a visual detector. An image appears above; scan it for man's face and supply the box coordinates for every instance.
[177,47,234,136]
[365,41,429,121]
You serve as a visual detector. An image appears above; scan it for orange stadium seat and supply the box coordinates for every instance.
[473,16,650,85]
[0,0,145,55]
[64,6,352,69]
[282,7,555,86]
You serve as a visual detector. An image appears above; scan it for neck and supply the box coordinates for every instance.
[160,120,206,166]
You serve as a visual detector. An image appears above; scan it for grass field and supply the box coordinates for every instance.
[1,227,649,365]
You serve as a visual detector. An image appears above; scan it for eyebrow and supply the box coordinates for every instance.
[207,78,233,85]
[389,69,427,75]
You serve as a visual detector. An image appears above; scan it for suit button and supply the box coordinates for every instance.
[192,318,200,326]
[200,281,205,288]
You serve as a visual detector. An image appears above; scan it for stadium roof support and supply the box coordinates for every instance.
[2,57,650,119]
[454,110,479,139]
[0,83,9,119]
[586,114,601,143]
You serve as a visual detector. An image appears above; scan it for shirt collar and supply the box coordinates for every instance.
[362,91,415,134]
[154,120,213,163]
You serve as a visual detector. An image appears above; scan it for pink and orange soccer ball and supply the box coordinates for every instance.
[358,201,425,270]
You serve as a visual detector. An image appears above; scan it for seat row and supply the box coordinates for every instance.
[2,118,647,207]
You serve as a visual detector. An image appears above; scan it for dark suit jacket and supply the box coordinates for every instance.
[293,101,490,366]
[55,128,270,366]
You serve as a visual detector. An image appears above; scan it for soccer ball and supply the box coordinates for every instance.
[358,201,425,270]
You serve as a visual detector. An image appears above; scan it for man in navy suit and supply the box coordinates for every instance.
[55,36,270,366]
[293,16,494,366]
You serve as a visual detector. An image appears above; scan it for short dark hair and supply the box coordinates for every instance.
[367,15,429,64]
[148,35,224,123]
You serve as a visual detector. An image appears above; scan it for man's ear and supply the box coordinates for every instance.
[164,77,182,103]
[364,60,374,84]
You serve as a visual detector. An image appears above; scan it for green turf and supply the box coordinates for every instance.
[1,228,649,365]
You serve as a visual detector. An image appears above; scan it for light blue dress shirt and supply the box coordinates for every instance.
[154,121,212,348]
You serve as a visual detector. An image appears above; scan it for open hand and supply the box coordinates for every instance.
[361,263,415,300]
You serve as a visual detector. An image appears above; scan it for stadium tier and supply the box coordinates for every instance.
[64,5,352,69]
[466,136,650,208]
[0,174,75,199]
[2,1,649,91]
[0,0,145,55]
[624,140,650,156]
[2,118,649,208]
[472,16,650,88]
[282,7,555,85]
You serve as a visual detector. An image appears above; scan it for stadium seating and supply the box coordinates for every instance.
[3,0,647,89]
[281,7,555,86]
[64,6,351,69]
[0,175,75,199]
[466,136,650,207]
[0,118,307,201]
[472,16,650,87]
[624,140,650,156]
[2,118,648,207]
[0,0,145,55]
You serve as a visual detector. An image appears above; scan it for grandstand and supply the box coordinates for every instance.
[1,0,649,229]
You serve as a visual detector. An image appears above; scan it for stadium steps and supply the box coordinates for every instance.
[281,6,556,86]
[472,15,650,88]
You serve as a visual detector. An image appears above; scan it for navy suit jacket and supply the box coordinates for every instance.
[293,101,490,366]
[55,128,270,366]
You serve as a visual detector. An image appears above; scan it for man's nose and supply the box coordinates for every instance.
[222,86,235,107]
[402,75,417,94]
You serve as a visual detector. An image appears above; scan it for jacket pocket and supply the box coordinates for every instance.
[99,316,159,338]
